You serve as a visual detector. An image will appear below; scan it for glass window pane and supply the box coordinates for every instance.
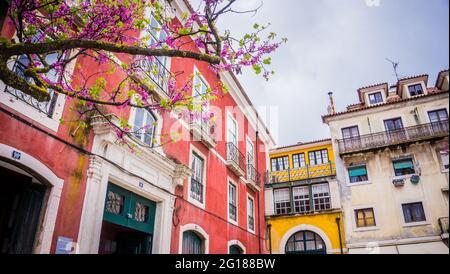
[438,110,449,121]
[133,108,144,139]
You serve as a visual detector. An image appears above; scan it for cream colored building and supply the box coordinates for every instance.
[323,70,449,254]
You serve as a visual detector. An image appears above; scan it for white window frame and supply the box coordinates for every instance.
[0,34,76,132]
[192,67,210,126]
[399,200,431,228]
[145,10,171,66]
[247,194,256,234]
[308,149,329,166]
[406,82,426,98]
[292,153,306,169]
[391,155,417,179]
[425,107,449,124]
[311,183,331,211]
[226,111,238,146]
[227,178,239,225]
[345,163,371,187]
[271,156,289,172]
[274,188,291,215]
[246,135,255,167]
[351,205,380,232]
[366,90,385,106]
[129,107,158,147]
[292,186,310,214]
[188,145,207,210]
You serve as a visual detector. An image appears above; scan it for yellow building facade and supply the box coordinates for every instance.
[265,139,346,254]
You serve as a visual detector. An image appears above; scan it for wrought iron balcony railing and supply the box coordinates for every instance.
[266,162,336,185]
[247,163,261,188]
[226,142,246,177]
[4,59,58,117]
[4,86,58,117]
[337,121,449,156]
[138,56,171,97]
[190,178,204,203]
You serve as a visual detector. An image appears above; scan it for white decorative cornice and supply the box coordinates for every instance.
[173,164,193,187]
[89,114,180,178]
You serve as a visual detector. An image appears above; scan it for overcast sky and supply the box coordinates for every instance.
[211,0,449,147]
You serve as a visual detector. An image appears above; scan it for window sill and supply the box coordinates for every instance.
[0,92,62,132]
[354,226,380,232]
[347,181,372,187]
[187,197,206,211]
[442,169,449,174]
[402,221,430,228]
[228,218,239,226]
[248,229,256,235]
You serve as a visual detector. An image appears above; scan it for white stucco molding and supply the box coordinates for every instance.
[90,114,192,186]
[347,235,446,249]
[279,224,333,254]
[76,115,191,254]
[227,240,247,254]
[0,143,64,254]
[179,224,210,254]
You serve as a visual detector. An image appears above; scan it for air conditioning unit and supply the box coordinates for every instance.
[393,178,406,187]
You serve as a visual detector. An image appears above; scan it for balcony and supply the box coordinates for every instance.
[3,57,58,117]
[134,56,171,98]
[226,142,246,177]
[337,121,449,156]
[189,119,217,149]
[246,164,261,191]
[4,85,58,117]
[439,217,449,246]
[266,163,336,185]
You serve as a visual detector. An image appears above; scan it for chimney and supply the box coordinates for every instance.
[328,92,336,115]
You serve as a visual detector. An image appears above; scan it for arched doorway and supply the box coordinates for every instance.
[229,244,244,254]
[182,231,205,254]
[0,161,47,254]
[285,230,327,254]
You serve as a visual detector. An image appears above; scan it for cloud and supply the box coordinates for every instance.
[193,0,449,147]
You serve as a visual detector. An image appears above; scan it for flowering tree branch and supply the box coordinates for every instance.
[0,0,286,147]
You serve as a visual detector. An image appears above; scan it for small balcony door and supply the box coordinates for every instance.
[384,118,406,143]
[342,126,360,151]
[429,109,449,134]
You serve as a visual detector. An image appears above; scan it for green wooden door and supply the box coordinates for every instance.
[103,183,156,235]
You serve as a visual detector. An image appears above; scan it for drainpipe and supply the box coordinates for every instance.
[267,224,273,254]
[256,130,262,254]
[336,217,344,254]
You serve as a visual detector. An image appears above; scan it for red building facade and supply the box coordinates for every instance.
[0,0,274,254]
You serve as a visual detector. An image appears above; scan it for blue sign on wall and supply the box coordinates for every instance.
[11,150,22,160]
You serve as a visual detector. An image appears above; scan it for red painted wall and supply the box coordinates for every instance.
[1,6,269,254]
[163,38,268,254]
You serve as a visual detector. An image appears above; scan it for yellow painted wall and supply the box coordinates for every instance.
[268,212,346,254]
[269,141,336,183]
[270,142,335,170]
